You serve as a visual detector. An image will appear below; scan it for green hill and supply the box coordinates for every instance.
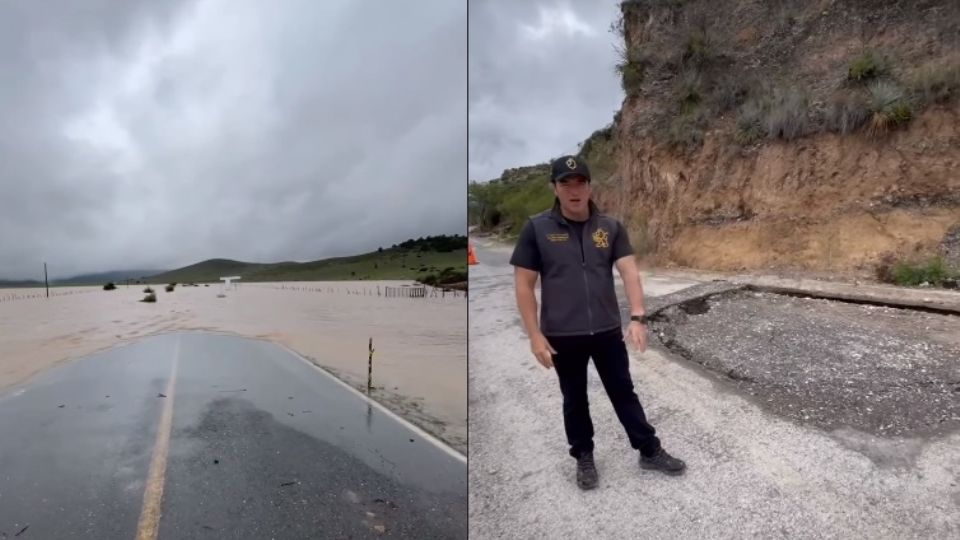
[0,279,43,289]
[55,269,168,286]
[143,235,468,286]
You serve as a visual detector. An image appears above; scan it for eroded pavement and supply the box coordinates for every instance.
[468,238,960,539]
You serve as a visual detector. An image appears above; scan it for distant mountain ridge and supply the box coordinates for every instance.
[0,234,467,287]
[58,269,169,285]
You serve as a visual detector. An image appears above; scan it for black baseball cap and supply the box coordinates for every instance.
[550,155,591,183]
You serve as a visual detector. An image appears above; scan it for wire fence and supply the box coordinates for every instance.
[0,288,97,303]
[0,283,468,303]
[257,283,467,299]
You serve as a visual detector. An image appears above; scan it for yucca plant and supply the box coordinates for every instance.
[867,81,912,136]
[735,98,766,144]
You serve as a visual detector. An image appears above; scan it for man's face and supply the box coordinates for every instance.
[553,176,591,214]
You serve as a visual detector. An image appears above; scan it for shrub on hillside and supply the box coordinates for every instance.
[143,287,154,294]
[666,109,706,150]
[882,256,955,287]
[735,98,766,144]
[679,15,715,71]
[764,87,809,140]
[712,73,752,114]
[103,282,117,291]
[867,81,912,136]
[418,266,467,287]
[825,91,870,135]
[165,284,175,292]
[674,70,703,114]
[908,55,960,105]
[141,293,157,303]
[617,46,650,98]
[848,50,890,82]
[579,125,614,158]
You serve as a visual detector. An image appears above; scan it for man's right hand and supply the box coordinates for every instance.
[531,333,557,369]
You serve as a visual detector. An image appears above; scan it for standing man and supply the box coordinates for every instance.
[509,155,686,490]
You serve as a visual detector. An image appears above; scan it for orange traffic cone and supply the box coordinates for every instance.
[468,242,479,265]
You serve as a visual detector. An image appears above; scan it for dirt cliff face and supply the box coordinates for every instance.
[595,0,960,277]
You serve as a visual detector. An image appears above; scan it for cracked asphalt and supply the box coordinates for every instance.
[468,238,960,539]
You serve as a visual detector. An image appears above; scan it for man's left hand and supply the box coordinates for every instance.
[625,321,647,352]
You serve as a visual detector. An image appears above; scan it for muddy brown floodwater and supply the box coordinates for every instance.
[0,281,467,454]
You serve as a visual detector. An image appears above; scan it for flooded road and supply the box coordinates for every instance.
[0,332,466,539]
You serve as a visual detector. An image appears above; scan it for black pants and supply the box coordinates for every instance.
[547,328,661,459]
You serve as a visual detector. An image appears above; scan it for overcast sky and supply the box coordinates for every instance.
[0,0,466,280]
[469,0,624,183]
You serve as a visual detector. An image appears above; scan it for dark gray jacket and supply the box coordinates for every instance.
[510,199,633,337]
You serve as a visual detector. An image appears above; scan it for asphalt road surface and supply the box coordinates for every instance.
[0,332,467,539]
[468,238,959,540]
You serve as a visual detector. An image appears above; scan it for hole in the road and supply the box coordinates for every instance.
[678,296,711,315]
[650,289,960,441]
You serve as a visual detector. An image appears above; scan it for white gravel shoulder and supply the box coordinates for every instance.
[468,250,960,539]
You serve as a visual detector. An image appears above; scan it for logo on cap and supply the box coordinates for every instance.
[566,157,577,170]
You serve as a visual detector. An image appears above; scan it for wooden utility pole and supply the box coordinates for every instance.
[44,263,49,298]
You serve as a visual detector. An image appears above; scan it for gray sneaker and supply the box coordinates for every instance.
[639,447,686,475]
[576,452,598,490]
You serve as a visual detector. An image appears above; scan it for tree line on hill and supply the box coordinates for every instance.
[387,234,467,253]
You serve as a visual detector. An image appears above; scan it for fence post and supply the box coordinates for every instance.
[367,338,374,393]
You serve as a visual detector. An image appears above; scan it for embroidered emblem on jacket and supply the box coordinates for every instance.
[592,228,609,248]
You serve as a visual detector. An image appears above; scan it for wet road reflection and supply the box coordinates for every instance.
[0,332,466,539]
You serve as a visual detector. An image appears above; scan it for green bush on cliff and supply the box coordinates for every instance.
[848,50,890,82]
[675,70,704,115]
[617,46,649,98]
[886,256,956,287]
[735,97,765,144]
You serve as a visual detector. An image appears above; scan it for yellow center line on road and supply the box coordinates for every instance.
[135,336,181,540]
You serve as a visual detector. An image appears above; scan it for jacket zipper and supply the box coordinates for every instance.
[581,222,594,336]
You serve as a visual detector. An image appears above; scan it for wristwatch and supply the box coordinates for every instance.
[630,314,649,324]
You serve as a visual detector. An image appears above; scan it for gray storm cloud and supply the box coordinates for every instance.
[468,0,624,183]
[0,0,466,280]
